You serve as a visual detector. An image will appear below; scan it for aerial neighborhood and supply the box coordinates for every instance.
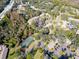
[0,0,79,59]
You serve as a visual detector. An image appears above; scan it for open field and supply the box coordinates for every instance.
[61,0,79,8]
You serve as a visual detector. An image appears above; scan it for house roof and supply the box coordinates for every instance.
[21,36,34,48]
[0,45,8,59]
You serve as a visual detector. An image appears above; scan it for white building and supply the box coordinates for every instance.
[0,45,8,59]
[47,40,57,51]
[76,47,79,56]
[65,39,71,46]
[17,4,26,14]
[76,30,79,34]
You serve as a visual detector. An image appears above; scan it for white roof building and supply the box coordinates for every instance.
[17,4,26,14]
[0,45,8,59]
[48,40,56,50]
[76,47,79,56]
[65,39,71,46]
[76,30,79,34]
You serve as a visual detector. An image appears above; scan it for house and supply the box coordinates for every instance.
[0,45,8,59]
[21,36,34,48]
[67,23,74,29]
[17,4,26,14]
[65,39,71,46]
[47,40,56,51]
[76,30,79,34]
[76,47,79,56]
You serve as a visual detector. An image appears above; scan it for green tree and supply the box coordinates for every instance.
[26,52,32,59]
[34,49,44,59]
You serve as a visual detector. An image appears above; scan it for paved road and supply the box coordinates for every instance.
[0,0,14,21]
